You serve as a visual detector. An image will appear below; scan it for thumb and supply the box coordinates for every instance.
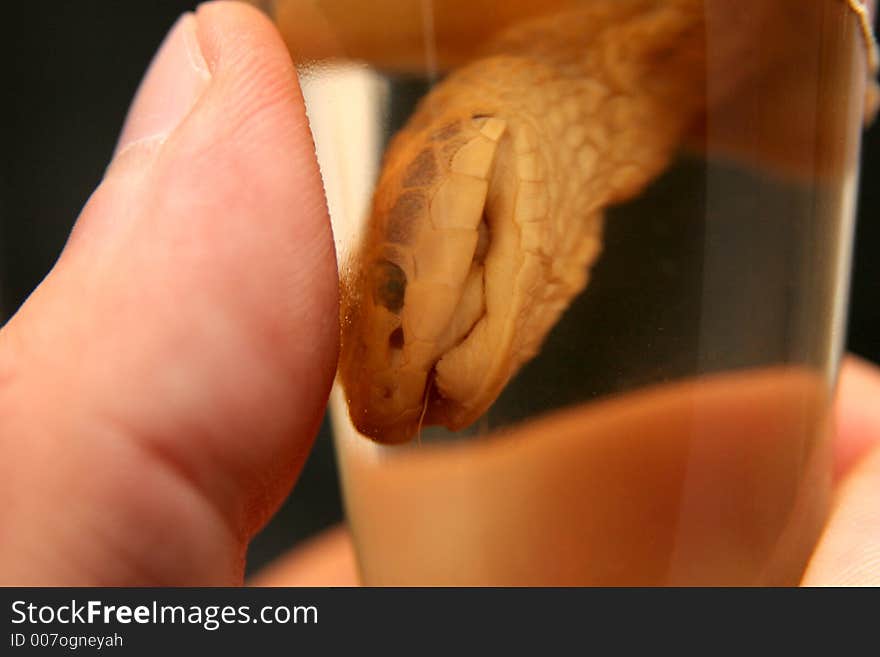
[0,1,337,585]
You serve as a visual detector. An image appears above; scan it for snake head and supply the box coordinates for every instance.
[339,113,513,443]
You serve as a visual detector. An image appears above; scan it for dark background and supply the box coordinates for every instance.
[3,3,879,575]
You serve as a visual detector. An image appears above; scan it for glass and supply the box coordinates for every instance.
[256,0,875,585]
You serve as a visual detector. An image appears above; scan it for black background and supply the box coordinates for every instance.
[3,2,879,576]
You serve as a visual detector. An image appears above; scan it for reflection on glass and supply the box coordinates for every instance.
[259,0,873,585]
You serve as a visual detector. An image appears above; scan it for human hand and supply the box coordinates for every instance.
[0,2,340,585]
[802,356,880,585]
[0,1,877,587]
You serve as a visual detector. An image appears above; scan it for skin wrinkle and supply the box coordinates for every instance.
[106,134,167,180]
[64,462,218,585]
[1,405,239,585]
[92,448,243,586]
[89,294,315,541]
[182,12,212,79]
[95,399,245,546]
[6,300,249,576]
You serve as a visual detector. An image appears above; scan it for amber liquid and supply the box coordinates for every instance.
[268,0,869,585]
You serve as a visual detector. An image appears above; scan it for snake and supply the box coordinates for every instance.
[269,0,878,444]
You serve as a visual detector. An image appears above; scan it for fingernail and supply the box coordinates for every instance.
[114,13,211,157]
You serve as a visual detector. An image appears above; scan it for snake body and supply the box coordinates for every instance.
[302,0,879,444]
[338,0,712,442]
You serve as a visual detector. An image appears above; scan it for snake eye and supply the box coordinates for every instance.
[373,259,407,313]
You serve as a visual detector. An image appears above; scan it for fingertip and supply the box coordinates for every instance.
[804,444,880,586]
[834,356,880,481]
[191,0,307,140]
[193,1,284,71]
[0,0,339,584]
[248,525,360,587]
